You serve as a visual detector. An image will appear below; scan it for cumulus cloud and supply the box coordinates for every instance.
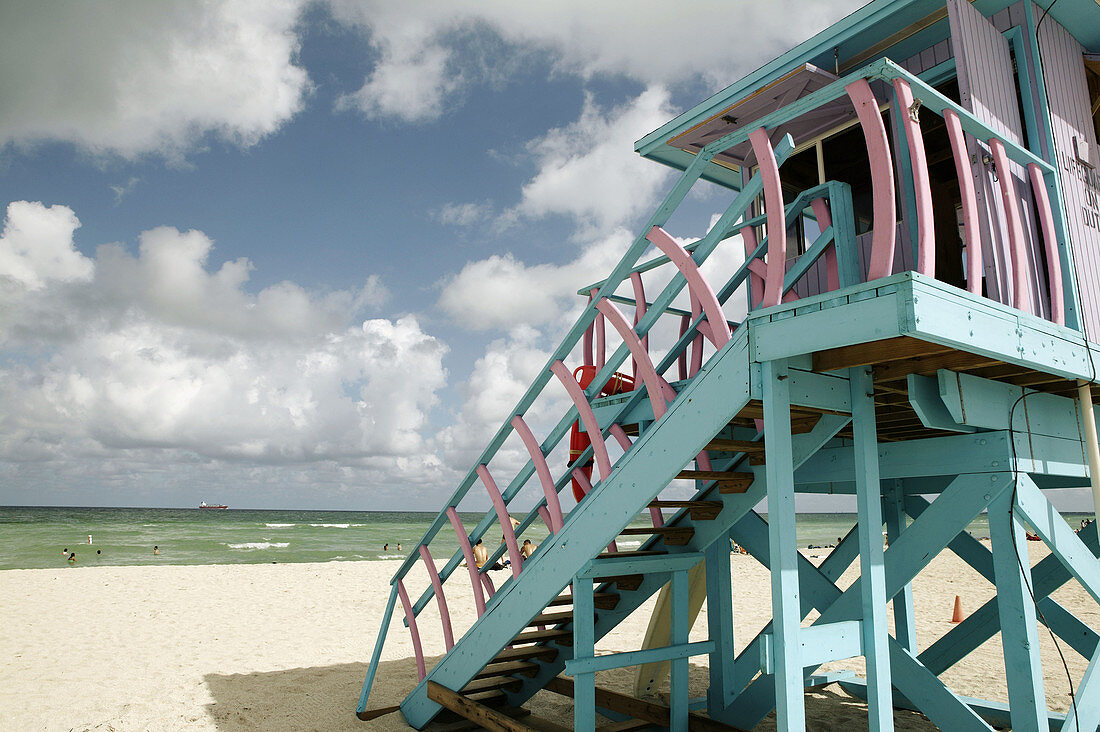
[330,0,863,124]
[0,0,311,159]
[0,201,447,495]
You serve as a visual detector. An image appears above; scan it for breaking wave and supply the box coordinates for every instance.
[265,523,295,528]
[309,523,350,528]
[226,541,289,550]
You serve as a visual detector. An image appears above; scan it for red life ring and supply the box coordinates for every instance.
[568,366,634,502]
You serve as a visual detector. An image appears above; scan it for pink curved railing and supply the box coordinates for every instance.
[749,128,789,308]
[742,226,766,310]
[810,198,840,292]
[477,465,524,580]
[846,79,896,281]
[1027,162,1064,326]
[596,299,670,420]
[510,415,565,534]
[551,360,612,482]
[893,79,935,278]
[630,272,648,383]
[446,507,487,617]
[418,545,454,651]
[646,226,732,349]
[990,138,1030,311]
[944,110,983,295]
[397,579,426,681]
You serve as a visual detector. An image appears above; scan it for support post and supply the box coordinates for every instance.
[671,567,689,732]
[705,530,736,720]
[763,358,805,730]
[883,479,917,652]
[988,490,1047,732]
[850,366,893,731]
[573,575,596,732]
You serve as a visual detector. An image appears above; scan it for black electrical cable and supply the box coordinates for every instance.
[1007,391,1079,729]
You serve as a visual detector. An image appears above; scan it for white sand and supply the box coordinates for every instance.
[1,543,1095,730]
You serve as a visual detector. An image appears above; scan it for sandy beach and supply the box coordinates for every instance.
[2,542,1095,731]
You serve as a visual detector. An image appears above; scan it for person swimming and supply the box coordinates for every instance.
[67,552,76,563]
[153,545,160,555]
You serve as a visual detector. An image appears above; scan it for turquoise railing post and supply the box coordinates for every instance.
[356,583,398,717]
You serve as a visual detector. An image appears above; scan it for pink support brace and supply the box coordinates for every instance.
[510,415,564,534]
[595,299,670,420]
[630,272,648,383]
[743,225,766,309]
[418,545,454,651]
[810,198,840,291]
[748,128,789,308]
[551,360,613,482]
[893,79,935,278]
[1028,162,1064,326]
[646,226,731,348]
[583,294,594,367]
[590,288,606,370]
[446,507,486,617]
[476,465,523,580]
[677,313,690,380]
[846,79,896,281]
[397,579,426,681]
[944,110,982,295]
[990,139,1029,310]
[481,572,496,598]
[537,506,553,533]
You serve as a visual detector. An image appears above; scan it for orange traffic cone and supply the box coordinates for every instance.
[951,595,964,623]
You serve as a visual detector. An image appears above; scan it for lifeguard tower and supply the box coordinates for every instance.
[357,0,1100,728]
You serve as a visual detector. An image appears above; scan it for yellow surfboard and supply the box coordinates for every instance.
[633,558,708,697]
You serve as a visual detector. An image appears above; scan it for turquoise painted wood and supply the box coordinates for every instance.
[883,481,917,652]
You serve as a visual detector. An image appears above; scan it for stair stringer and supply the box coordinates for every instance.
[399,333,753,728]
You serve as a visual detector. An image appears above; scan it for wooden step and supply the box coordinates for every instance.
[431,705,533,732]
[648,500,723,520]
[512,628,572,645]
[547,591,619,610]
[491,645,559,664]
[527,610,573,626]
[597,549,666,560]
[475,660,540,679]
[461,675,524,694]
[677,470,754,485]
[595,574,643,591]
[705,438,764,453]
[619,526,695,546]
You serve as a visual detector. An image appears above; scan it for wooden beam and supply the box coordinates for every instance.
[813,336,954,372]
[543,676,749,732]
[873,351,1002,382]
[355,704,399,721]
[427,681,539,732]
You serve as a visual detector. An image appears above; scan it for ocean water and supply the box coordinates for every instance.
[1,506,1093,571]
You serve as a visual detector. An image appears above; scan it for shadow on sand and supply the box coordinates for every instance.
[204,656,938,731]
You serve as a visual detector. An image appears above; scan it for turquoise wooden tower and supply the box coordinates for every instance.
[357,0,1100,729]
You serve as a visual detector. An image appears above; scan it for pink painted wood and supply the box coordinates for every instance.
[595,298,669,420]
[990,138,1029,310]
[590,288,606,371]
[551,360,612,482]
[677,313,689,380]
[583,294,594,367]
[510,414,564,534]
[1028,162,1065,326]
[418,545,454,650]
[846,79,896,281]
[742,226,765,309]
[570,467,618,552]
[944,110,983,295]
[445,506,487,617]
[630,272,648,383]
[397,579,426,680]
[476,465,523,580]
[748,128,788,308]
[538,506,553,532]
[646,226,731,348]
[810,198,840,291]
[893,79,936,277]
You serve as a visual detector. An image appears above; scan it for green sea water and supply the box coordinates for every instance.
[1,506,1093,571]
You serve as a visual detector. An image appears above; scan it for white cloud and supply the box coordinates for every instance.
[0,0,311,159]
[0,202,447,494]
[436,201,495,227]
[330,0,864,125]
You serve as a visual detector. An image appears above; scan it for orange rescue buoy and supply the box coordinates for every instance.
[568,365,634,502]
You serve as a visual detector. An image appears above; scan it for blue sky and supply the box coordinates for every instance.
[0,0,873,510]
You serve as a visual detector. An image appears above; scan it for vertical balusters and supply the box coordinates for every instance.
[846,79,896,281]
[595,299,670,420]
[646,226,731,348]
[990,139,1029,311]
[396,579,426,681]
[742,226,766,310]
[477,465,523,579]
[810,198,840,292]
[1028,163,1065,326]
[944,110,983,295]
[446,507,487,617]
[748,128,789,307]
[511,415,565,533]
[630,272,648,384]
[551,361,612,482]
[892,79,935,277]
[418,545,454,651]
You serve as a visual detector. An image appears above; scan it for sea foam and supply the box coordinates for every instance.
[309,523,350,528]
[265,523,295,528]
[226,541,289,550]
